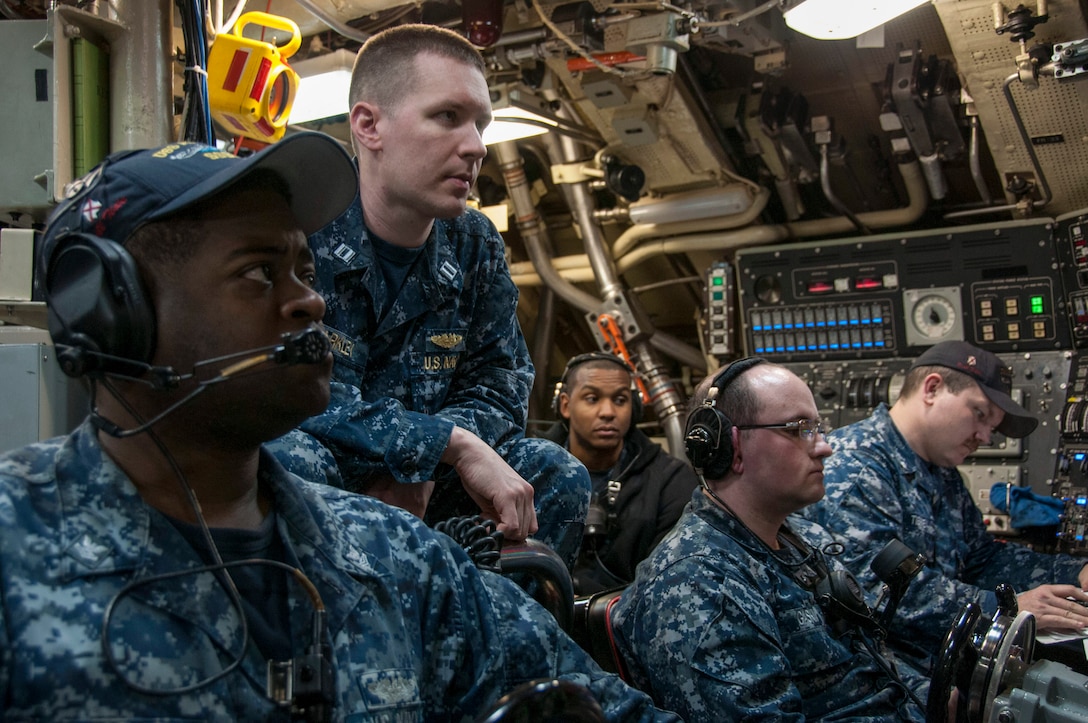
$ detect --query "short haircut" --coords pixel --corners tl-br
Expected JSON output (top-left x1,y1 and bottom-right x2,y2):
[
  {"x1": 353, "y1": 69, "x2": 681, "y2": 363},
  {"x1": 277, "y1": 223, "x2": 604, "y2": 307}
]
[
  {"x1": 899, "y1": 364, "x2": 976, "y2": 399},
  {"x1": 349, "y1": 24, "x2": 486, "y2": 114},
  {"x1": 563, "y1": 357, "x2": 633, "y2": 394},
  {"x1": 689, "y1": 362, "x2": 781, "y2": 427}
]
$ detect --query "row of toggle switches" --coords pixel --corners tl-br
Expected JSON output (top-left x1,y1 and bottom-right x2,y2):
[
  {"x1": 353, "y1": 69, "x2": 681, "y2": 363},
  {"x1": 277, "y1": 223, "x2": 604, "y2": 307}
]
[
  {"x1": 749, "y1": 302, "x2": 891, "y2": 333},
  {"x1": 752, "y1": 327, "x2": 892, "y2": 355},
  {"x1": 749, "y1": 302, "x2": 894, "y2": 355}
]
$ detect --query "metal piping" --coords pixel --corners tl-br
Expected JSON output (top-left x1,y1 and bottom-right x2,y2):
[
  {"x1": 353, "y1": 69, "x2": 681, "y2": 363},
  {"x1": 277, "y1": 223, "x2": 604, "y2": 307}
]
[
  {"x1": 494, "y1": 141, "x2": 601, "y2": 313},
  {"x1": 944, "y1": 72, "x2": 1056, "y2": 221},
  {"x1": 1000, "y1": 70, "x2": 1053, "y2": 209},
  {"x1": 612, "y1": 186, "x2": 770, "y2": 259},
  {"x1": 549, "y1": 134, "x2": 688, "y2": 455},
  {"x1": 510, "y1": 159, "x2": 927, "y2": 281},
  {"x1": 293, "y1": 0, "x2": 370, "y2": 42},
  {"x1": 111, "y1": 0, "x2": 173, "y2": 149},
  {"x1": 819, "y1": 144, "x2": 871, "y2": 234}
]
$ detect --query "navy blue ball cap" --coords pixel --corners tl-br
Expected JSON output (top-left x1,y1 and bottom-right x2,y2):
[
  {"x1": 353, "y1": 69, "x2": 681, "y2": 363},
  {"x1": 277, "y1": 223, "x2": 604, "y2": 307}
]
[
  {"x1": 42, "y1": 131, "x2": 356, "y2": 253},
  {"x1": 911, "y1": 340, "x2": 1037, "y2": 438}
]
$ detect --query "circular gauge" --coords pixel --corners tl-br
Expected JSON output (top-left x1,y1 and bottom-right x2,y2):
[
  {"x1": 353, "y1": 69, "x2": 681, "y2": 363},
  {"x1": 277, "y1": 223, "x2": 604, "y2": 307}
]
[
  {"x1": 753, "y1": 275, "x2": 782, "y2": 303},
  {"x1": 911, "y1": 295, "x2": 958, "y2": 340}
]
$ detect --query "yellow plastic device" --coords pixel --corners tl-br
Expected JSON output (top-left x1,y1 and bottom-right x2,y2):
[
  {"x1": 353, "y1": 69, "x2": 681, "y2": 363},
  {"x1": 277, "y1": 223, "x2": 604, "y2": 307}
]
[{"x1": 207, "y1": 11, "x2": 301, "y2": 142}]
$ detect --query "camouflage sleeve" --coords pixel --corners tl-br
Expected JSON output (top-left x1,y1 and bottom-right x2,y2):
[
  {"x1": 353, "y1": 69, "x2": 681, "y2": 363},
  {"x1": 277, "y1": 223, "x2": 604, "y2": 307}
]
[
  {"x1": 619, "y1": 557, "x2": 807, "y2": 721},
  {"x1": 817, "y1": 451, "x2": 996, "y2": 657},
  {"x1": 431, "y1": 219, "x2": 532, "y2": 450},
  {"x1": 324, "y1": 492, "x2": 673, "y2": 719},
  {"x1": 302, "y1": 379, "x2": 455, "y2": 485}
]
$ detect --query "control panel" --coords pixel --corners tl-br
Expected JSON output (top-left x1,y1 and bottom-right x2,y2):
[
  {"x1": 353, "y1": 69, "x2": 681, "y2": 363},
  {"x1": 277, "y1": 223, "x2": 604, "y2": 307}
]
[
  {"x1": 733, "y1": 217, "x2": 1069, "y2": 363},
  {"x1": 704, "y1": 261, "x2": 735, "y2": 358},
  {"x1": 1055, "y1": 209, "x2": 1088, "y2": 346}
]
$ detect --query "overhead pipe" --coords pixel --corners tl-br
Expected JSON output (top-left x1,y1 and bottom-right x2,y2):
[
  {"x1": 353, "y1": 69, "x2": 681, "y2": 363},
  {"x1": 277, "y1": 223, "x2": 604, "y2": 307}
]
[
  {"x1": 946, "y1": 70, "x2": 1053, "y2": 220},
  {"x1": 819, "y1": 144, "x2": 871, "y2": 234},
  {"x1": 533, "y1": 134, "x2": 708, "y2": 377},
  {"x1": 494, "y1": 141, "x2": 601, "y2": 314},
  {"x1": 293, "y1": 0, "x2": 370, "y2": 42},
  {"x1": 611, "y1": 185, "x2": 770, "y2": 258},
  {"x1": 111, "y1": 0, "x2": 173, "y2": 149},
  {"x1": 511, "y1": 157, "x2": 927, "y2": 284},
  {"x1": 547, "y1": 133, "x2": 689, "y2": 456}
]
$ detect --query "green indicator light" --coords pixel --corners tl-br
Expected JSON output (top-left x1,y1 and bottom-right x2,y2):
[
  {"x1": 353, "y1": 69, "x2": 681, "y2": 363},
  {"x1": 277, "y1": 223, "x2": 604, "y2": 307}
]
[
  {"x1": 712, "y1": 277, "x2": 724, "y2": 286},
  {"x1": 1031, "y1": 296, "x2": 1045, "y2": 314}
]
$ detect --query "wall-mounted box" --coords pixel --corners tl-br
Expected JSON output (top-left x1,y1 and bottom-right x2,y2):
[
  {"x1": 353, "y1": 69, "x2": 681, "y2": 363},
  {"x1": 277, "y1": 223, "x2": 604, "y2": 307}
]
[
  {"x1": 0, "y1": 327, "x2": 88, "y2": 455},
  {"x1": 0, "y1": 20, "x2": 53, "y2": 217},
  {"x1": 0, "y1": 229, "x2": 37, "y2": 301}
]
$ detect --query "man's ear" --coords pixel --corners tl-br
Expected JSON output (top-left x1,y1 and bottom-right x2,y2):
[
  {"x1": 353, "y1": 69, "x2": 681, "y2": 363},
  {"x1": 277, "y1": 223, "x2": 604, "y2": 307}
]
[
  {"x1": 350, "y1": 101, "x2": 382, "y2": 152},
  {"x1": 922, "y1": 372, "x2": 944, "y2": 401},
  {"x1": 558, "y1": 393, "x2": 571, "y2": 421},
  {"x1": 730, "y1": 426, "x2": 744, "y2": 475}
]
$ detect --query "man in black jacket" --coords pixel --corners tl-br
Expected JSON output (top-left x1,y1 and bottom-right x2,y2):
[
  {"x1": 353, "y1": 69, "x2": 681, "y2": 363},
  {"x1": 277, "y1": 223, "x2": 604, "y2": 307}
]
[{"x1": 545, "y1": 353, "x2": 700, "y2": 594}]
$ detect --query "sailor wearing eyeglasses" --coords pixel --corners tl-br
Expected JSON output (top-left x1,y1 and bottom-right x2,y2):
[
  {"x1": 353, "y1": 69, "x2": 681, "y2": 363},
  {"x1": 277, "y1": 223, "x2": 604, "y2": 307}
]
[
  {"x1": 803, "y1": 340, "x2": 1088, "y2": 675},
  {"x1": 611, "y1": 358, "x2": 926, "y2": 722}
]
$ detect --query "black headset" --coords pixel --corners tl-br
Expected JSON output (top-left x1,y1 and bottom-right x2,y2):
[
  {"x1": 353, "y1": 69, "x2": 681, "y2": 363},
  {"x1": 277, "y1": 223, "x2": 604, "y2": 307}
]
[
  {"x1": 43, "y1": 231, "x2": 156, "y2": 380},
  {"x1": 552, "y1": 352, "x2": 643, "y2": 421},
  {"x1": 777, "y1": 531, "x2": 877, "y2": 636},
  {"x1": 684, "y1": 356, "x2": 767, "y2": 479},
  {"x1": 39, "y1": 166, "x2": 158, "y2": 381}
]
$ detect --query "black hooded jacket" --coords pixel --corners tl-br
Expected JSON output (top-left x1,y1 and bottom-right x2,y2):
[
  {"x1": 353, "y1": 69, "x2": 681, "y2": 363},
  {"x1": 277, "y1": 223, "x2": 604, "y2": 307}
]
[{"x1": 543, "y1": 423, "x2": 700, "y2": 594}]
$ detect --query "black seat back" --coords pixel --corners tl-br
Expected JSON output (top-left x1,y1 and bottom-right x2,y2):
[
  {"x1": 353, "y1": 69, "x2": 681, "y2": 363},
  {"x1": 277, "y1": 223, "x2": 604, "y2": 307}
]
[{"x1": 571, "y1": 587, "x2": 630, "y2": 681}]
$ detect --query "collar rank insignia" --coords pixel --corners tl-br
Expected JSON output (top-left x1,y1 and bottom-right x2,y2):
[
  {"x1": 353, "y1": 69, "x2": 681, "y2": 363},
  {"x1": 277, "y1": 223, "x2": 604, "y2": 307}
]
[{"x1": 430, "y1": 333, "x2": 463, "y2": 349}]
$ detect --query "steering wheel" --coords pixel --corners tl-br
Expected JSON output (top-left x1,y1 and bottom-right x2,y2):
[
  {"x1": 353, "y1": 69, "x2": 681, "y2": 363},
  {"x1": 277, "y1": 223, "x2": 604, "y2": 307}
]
[{"x1": 927, "y1": 602, "x2": 981, "y2": 723}]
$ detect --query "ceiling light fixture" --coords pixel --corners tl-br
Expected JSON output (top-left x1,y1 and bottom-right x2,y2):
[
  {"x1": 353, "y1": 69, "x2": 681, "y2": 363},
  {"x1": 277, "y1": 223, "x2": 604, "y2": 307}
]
[
  {"x1": 483, "y1": 84, "x2": 559, "y2": 145},
  {"x1": 782, "y1": 0, "x2": 930, "y2": 40},
  {"x1": 288, "y1": 49, "x2": 355, "y2": 125},
  {"x1": 483, "y1": 83, "x2": 602, "y2": 145}
]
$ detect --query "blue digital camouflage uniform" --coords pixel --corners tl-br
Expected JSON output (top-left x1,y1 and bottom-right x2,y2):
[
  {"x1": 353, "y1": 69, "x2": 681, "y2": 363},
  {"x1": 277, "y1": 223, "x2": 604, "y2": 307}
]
[
  {"x1": 0, "y1": 422, "x2": 676, "y2": 722},
  {"x1": 803, "y1": 403, "x2": 1087, "y2": 673},
  {"x1": 612, "y1": 489, "x2": 924, "y2": 722},
  {"x1": 269, "y1": 193, "x2": 590, "y2": 566}
]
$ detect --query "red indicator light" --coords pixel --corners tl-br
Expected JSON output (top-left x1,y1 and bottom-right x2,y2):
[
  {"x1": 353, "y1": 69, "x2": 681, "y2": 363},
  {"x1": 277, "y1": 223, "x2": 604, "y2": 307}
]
[
  {"x1": 808, "y1": 281, "x2": 834, "y2": 294},
  {"x1": 855, "y1": 278, "x2": 883, "y2": 291}
]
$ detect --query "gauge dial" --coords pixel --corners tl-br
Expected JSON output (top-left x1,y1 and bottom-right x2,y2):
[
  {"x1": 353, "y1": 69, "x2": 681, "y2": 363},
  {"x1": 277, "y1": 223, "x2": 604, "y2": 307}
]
[{"x1": 911, "y1": 294, "x2": 958, "y2": 340}]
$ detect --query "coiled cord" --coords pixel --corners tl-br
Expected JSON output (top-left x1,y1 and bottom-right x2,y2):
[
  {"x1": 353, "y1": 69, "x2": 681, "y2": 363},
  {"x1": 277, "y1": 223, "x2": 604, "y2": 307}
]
[{"x1": 434, "y1": 515, "x2": 504, "y2": 573}]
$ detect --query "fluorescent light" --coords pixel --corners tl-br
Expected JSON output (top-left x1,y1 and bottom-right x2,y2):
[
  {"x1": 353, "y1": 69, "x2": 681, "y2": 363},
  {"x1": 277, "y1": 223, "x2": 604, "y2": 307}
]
[
  {"x1": 483, "y1": 108, "x2": 557, "y2": 145},
  {"x1": 783, "y1": 0, "x2": 929, "y2": 40},
  {"x1": 288, "y1": 49, "x2": 354, "y2": 124},
  {"x1": 483, "y1": 83, "x2": 562, "y2": 145}
]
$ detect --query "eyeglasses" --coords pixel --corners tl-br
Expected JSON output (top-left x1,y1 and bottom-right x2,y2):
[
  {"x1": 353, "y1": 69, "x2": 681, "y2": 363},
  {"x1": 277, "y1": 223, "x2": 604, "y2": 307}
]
[{"x1": 735, "y1": 418, "x2": 829, "y2": 444}]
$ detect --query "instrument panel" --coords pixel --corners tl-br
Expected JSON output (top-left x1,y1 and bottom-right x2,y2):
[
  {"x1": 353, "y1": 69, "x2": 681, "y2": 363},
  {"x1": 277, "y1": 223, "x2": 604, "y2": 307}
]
[
  {"x1": 727, "y1": 214, "x2": 1088, "y2": 544},
  {"x1": 733, "y1": 217, "x2": 1068, "y2": 363}
]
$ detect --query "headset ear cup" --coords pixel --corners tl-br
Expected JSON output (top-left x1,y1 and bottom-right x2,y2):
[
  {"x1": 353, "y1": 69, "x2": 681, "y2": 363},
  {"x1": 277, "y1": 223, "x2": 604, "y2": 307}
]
[
  {"x1": 686, "y1": 356, "x2": 768, "y2": 478},
  {"x1": 44, "y1": 233, "x2": 155, "y2": 378},
  {"x1": 815, "y1": 569, "x2": 875, "y2": 631},
  {"x1": 684, "y1": 406, "x2": 734, "y2": 478},
  {"x1": 551, "y1": 381, "x2": 564, "y2": 419}
]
